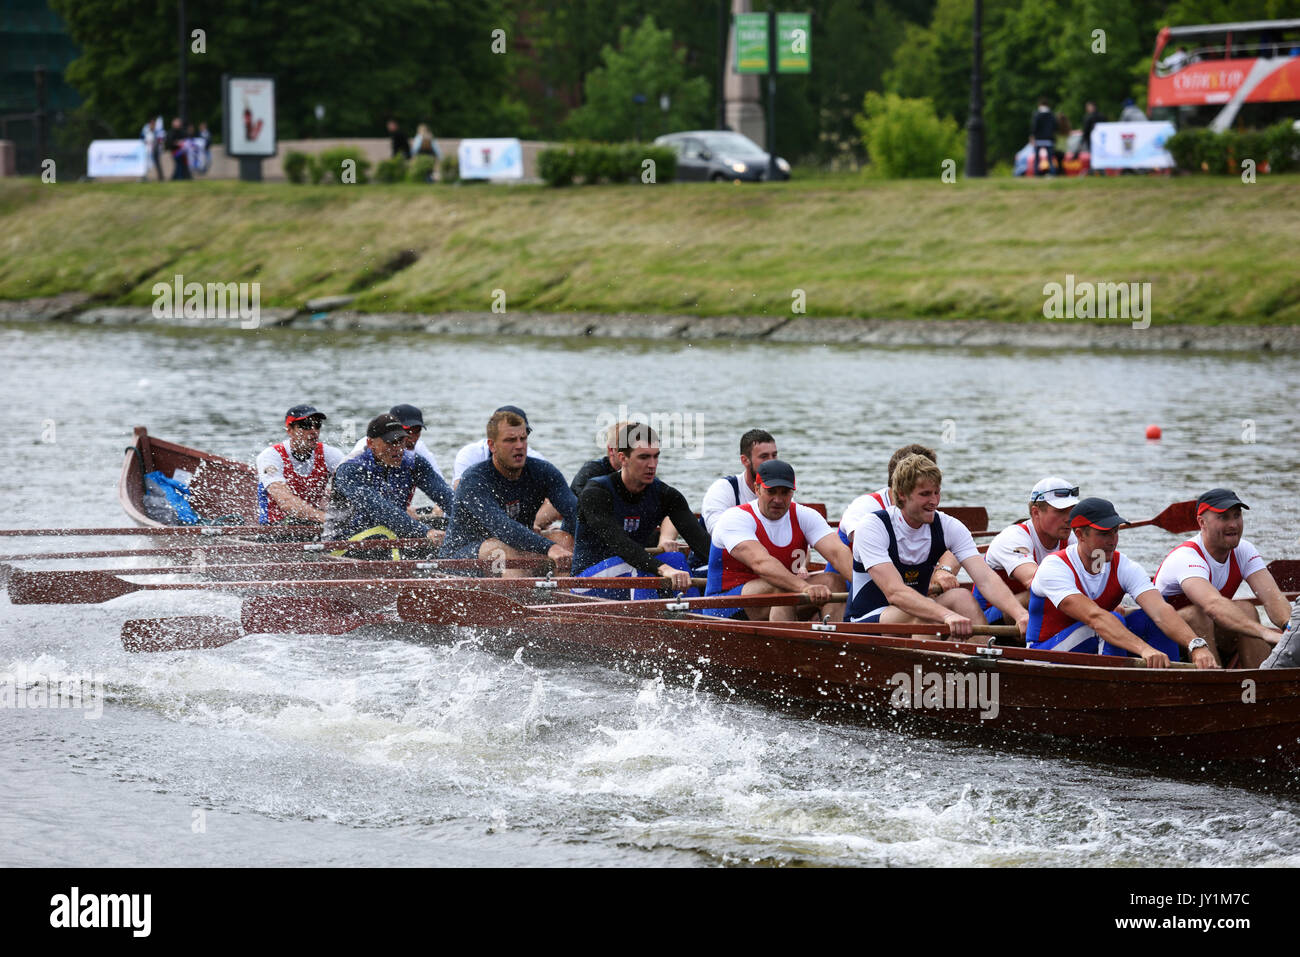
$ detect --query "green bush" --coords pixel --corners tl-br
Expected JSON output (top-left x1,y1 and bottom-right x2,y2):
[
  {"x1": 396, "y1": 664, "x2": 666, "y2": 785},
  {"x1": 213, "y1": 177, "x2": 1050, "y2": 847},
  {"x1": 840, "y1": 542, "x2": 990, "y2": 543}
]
[
  {"x1": 374, "y1": 156, "x2": 407, "y2": 183},
  {"x1": 316, "y1": 146, "x2": 371, "y2": 184},
  {"x1": 440, "y1": 153, "x2": 459, "y2": 183},
  {"x1": 537, "y1": 147, "x2": 576, "y2": 186},
  {"x1": 854, "y1": 91, "x2": 964, "y2": 179},
  {"x1": 1167, "y1": 122, "x2": 1300, "y2": 174},
  {"x1": 572, "y1": 142, "x2": 604, "y2": 184},
  {"x1": 282, "y1": 150, "x2": 312, "y2": 184},
  {"x1": 408, "y1": 155, "x2": 437, "y2": 183},
  {"x1": 643, "y1": 145, "x2": 676, "y2": 183}
]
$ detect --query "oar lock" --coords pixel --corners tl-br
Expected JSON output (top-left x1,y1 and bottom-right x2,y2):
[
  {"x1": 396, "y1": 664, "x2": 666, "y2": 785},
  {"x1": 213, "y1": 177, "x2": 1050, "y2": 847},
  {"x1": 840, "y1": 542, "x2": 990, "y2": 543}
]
[{"x1": 811, "y1": 615, "x2": 837, "y2": 633}]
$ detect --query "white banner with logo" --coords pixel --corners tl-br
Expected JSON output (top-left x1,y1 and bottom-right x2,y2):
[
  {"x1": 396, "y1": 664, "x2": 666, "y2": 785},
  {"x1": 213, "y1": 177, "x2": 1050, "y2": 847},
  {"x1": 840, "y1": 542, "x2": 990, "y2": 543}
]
[
  {"x1": 1089, "y1": 121, "x2": 1176, "y2": 170},
  {"x1": 225, "y1": 76, "x2": 277, "y2": 156},
  {"x1": 457, "y1": 138, "x2": 523, "y2": 180},
  {"x1": 87, "y1": 140, "x2": 149, "y2": 177}
]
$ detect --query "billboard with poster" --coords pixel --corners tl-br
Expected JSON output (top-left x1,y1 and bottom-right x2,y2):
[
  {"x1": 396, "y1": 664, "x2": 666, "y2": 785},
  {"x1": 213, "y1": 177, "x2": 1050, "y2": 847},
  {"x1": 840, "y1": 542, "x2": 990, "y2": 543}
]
[{"x1": 223, "y1": 75, "x2": 277, "y2": 157}]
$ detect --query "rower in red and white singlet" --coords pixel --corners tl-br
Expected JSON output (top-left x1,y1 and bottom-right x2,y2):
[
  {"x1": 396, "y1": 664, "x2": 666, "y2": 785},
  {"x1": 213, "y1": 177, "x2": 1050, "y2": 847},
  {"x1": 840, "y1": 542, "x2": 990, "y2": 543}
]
[
  {"x1": 975, "y1": 476, "x2": 1078, "y2": 622},
  {"x1": 1152, "y1": 488, "x2": 1288, "y2": 668},
  {"x1": 704, "y1": 460, "x2": 852, "y2": 622},
  {"x1": 256, "y1": 404, "x2": 345, "y2": 525}
]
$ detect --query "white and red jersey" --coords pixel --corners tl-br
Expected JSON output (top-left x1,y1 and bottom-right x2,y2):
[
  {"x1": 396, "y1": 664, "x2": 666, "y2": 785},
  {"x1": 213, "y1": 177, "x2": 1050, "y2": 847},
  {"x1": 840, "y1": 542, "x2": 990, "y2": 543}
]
[
  {"x1": 710, "y1": 501, "x2": 832, "y2": 591},
  {"x1": 985, "y1": 521, "x2": 1075, "y2": 594},
  {"x1": 1154, "y1": 532, "x2": 1266, "y2": 609},
  {"x1": 255, "y1": 442, "x2": 344, "y2": 523},
  {"x1": 839, "y1": 487, "x2": 892, "y2": 540},
  {"x1": 1028, "y1": 546, "x2": 1154, "y2": 643}
]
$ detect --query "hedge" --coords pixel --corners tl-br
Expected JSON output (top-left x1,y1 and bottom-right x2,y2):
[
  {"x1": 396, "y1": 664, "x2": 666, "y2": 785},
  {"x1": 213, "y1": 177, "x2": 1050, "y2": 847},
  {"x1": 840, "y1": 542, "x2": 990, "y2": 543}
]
[
  {"x1": 538, "y1": 142, "x2": 677, "y2": 186},
  {"x1": 1166, "y1": 121, "x2": 1300, "y2": 175}
]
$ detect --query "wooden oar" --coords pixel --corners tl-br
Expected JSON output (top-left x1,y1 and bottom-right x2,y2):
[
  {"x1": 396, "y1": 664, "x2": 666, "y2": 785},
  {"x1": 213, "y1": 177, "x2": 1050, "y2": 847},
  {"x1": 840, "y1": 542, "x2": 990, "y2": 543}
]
[
  {"x1": 971, "y1": 500, "x2": 1199, "y2": 539},
  {"x1": 12, "y1": 572, "x2": 699, "y2": 605},
  {"x1": 5, "y1": 558, "x2": 578, "y2": 603},
  {"x1": 0, "y1": 536, "x2": 458, "y2": 563},
  {"x1": 121, "y1": 616, "x2": 246, "y2": 652},
  {"x1": 0, "y1": 524, "x2": 321, "y2": 538},
  {"x1": 1267, "y1": 560, "x2": 1300, "y2": 593}
]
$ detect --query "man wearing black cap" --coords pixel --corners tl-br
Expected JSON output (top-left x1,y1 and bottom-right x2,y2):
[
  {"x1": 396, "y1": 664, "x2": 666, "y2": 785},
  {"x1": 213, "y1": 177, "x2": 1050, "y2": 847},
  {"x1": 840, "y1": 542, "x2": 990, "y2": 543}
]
[
  {"x1": 323, "y1": 413, "x2": 454, "y2": 552},
  {"x1": 703, "y1": 460, "x2": 852, "y2": 621},
  {"x1": 440, "y1": 407, "x2": 576, "y2": 573},
  {"x1": 1027, "y1": 497, "x2": 1215, "y2": 668},
  {"x1": 348, "y1": 404, "x2": 448, "y2": 484},
  {"x1": 1153, "y1": 488, "x2": 1288, "y2": 667},
  {"x1": 572, "y1": 423, "x2": 712, "y2": 598},
  {"x1": 255, "y1": 405, "x2": 345, "y2": 525}
]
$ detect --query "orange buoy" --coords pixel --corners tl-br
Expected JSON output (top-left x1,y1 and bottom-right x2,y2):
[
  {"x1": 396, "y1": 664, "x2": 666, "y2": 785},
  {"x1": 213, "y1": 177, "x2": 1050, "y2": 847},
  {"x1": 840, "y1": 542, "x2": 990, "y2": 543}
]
[{"x1": 1145, "y1": 424, "x2": 1162, "y2": 440}]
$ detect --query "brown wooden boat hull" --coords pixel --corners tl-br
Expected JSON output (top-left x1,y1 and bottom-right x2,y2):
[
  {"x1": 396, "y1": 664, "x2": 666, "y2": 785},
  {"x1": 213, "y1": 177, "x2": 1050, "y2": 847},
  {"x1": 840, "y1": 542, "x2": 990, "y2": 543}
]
[
  {"x1": 470, "y1": 607, "x2": 1300, "y2": 768},
  {"x1": 119, "y1": 427, "x2": 259, "y2": 527}
]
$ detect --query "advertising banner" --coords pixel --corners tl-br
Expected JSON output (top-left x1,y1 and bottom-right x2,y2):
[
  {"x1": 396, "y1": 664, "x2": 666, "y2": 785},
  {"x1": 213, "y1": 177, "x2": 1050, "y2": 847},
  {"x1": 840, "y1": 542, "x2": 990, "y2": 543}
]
[
  {"x1": 1090, "y1": 121, "x2": 1176, "y2": 169},
  {"x1": 457, "y1": 138, "x2": 523, "y2": 180},
  {"x1": 87, "y1": 140, "x2": 148, "y2": 178},
  {"x1": 224, "y1": 75, "x2": 277, "y2": 157}
]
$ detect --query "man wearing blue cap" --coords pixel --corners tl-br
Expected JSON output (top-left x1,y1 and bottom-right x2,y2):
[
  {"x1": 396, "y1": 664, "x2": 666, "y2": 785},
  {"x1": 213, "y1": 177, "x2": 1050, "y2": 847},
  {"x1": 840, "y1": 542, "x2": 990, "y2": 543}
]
[
  {"x1": 1028, "y1": 497, "x2": 1216, "y2": 668},
  {"x1": 255, "y1": 405, "x2": 345, "y2": 525}
]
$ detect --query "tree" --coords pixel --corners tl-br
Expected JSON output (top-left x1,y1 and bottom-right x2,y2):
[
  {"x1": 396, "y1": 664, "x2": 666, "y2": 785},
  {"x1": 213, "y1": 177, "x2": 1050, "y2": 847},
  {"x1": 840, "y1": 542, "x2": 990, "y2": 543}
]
[{"x1": 564, "y1": 16, "x2": 711, "y2": 142}]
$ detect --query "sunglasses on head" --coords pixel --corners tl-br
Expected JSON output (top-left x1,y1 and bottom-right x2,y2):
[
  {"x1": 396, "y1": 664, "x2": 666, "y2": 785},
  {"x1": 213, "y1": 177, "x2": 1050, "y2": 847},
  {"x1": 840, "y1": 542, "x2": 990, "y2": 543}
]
[{"x1": 1032, "y1": 486, "x2": 1079, "y2": 503}]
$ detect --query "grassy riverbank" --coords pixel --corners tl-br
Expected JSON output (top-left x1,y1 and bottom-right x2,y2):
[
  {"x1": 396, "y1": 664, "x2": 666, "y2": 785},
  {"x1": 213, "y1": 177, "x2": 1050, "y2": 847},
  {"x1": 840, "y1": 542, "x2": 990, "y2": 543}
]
[{"x1": 2, "y1": 173, "x2": 1298, "y2": 324}]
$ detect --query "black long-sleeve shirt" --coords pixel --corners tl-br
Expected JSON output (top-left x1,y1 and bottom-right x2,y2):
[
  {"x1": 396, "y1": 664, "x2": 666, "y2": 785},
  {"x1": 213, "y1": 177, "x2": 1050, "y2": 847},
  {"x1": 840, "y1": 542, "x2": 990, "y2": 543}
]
[{"x1": 574, "y1": 473, "x2": 712, "y2": 575}]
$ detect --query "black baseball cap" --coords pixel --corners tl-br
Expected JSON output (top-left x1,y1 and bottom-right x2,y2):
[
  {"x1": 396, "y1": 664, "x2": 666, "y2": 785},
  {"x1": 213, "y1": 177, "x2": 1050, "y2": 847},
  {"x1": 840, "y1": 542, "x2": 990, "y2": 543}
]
[
  {"x1": 1070, "y1": 497, "x2": 1126, "y2": 531},
  {"x1": 390, "y1": 404, "x2": 424, "y2": 429},
  {"x1": 756, "y1": 460, "x2": 796, "y2": 491},
  {"x1": 496, "y1": 405, "x2": 531, "y2": 435},
  {"x1": 366, "y1": 413, "x2": 407, "y2": 444},
  {"x1": 285, "y1": 404, "x2": 326, "y2": 425},
  {"x1": 1197, "y1": 488, "x2": 1249, "y2": 516}
]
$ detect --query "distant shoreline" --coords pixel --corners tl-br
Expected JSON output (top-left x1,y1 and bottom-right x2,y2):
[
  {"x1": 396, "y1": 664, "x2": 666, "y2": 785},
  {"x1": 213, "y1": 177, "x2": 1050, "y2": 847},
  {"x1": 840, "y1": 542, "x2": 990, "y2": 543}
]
[{"x1": 3, "y1": 296, "x2": 1297, "y2": 352}]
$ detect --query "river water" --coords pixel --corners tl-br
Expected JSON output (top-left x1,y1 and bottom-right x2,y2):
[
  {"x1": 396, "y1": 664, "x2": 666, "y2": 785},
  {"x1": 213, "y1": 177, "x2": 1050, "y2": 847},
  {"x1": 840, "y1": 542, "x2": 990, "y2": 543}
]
[{"x1": 3, "y1": 320, "x2": 1300, "y2": 868}]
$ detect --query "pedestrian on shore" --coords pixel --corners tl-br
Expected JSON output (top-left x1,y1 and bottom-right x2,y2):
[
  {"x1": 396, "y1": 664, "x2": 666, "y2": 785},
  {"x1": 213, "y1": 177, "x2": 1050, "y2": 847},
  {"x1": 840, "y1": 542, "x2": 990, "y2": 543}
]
[
  {"x1": 1030, "y1": 97, "x2": 1058, "y2": 176},
  {"x1": 388, "y1": 118, "x2": 410, "y2": 159},
  {"x1": 141, "y1": 115, "x2": 164, "y2": 181},
  {"x1": 165, "y1": 117, "x2": 191, "y2": 180},
  {"x1": 1119, "y1": 97, "x2": 1147, "y2": 122}
]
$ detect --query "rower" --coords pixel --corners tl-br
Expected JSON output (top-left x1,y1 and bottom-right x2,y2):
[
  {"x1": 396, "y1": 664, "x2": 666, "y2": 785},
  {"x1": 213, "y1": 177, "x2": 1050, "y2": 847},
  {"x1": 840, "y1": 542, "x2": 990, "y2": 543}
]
[
  {"x1": 451, "y1": 404, "x2": 548, "y2": 487},
  {"x1": 256, "y1": 404, "x2": 345, "y2": 525},
  {"x1": 838, "y1": 444, "x2": 962, "y2": 596},
  {"x1": 975, "y1": 476, "x2": 1078, "y2": 622},
  {"x1": 570, "y1": 420, "x2": 627, "y2": 498},
  {"x1": 699, "y1": 429, "x2": 778, "y2": 533},
  {"x1": 348, "y1": 404, "x2": 448, "y2": 482},
  {"x1": 1152, "y1": 488, "x2": 1288, "y2": 667},
  {"x1": 703, "y1": 460, "x2": 852, "y2": 622},
  {"x1": 572, "y1": 423, "x2": 712, "y2": 598},
  {"x1": 1027, "y1": 497, "x2": 1216, "y2": 669},
  {"x1": 847, "y1": 454, "x2": 1029, "y2": 637},
  {"x1": 440, "y1": 408, "x2": 577, "y2": 575},
  {"x1": 322, "y1": 413, "x2": 454, "y2": 556}
]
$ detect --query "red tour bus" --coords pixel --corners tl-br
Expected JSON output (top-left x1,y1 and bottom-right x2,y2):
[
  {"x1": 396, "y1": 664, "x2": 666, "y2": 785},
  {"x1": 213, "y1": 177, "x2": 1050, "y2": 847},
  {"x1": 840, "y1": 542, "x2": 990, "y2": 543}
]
[{"x1": 1148, "y1": 18, "x2": 1300, "y2": 130}]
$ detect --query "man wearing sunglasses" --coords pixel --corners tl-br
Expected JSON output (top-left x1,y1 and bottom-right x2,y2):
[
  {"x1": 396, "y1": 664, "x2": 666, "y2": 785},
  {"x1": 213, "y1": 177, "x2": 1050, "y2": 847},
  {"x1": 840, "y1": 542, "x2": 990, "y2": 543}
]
[
  {"x1": 975, "y1": 477, "x2": 1078, "y2": 622},
  {"x1": 348, "y1": 404, "x2": 448, "y2": 521},
  {"x1": 1027, "y1": 497, "x2": 1216, "y2": 668},
  {"x1": 255, "y1": 404, "x2": 346, "y2": 525},
  {"x1": 1153, "y1": 488, "x2": 1289, "y2": 668}
]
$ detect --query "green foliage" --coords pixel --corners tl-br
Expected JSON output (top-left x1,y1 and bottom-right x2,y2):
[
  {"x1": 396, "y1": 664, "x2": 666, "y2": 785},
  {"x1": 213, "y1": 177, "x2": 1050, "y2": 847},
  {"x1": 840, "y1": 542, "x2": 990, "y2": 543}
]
[
  {"x1": 49, "y1": 0, "x2": 513, "y2": 140},
  {"x1": 1167, "y1": 121, "x2": 1300, "y2": 174},
  {"x1": 282, "y1": 151, "x2": 312, "y2": 185},
  {"x1": 538, "y1": 143, "x2": 676, "y2": 186},
  {"x1": 855, "y1": 92, "x2": 964, "y2": 178},
  {"x1": 564, "y1": 16, "x2": 711, "y2": 143},
  {"x1": 440, "y1": 153, "x2": 459, "y2": 184},
  {"x1": 408, "y1": 155, "x2": 437, "y2": 183},
  {"x1": 317, "y1": 147, "x2": 371, "y2": 184},
  {"x1": 374, "y1": 156, "x2": 408, "y2": 183}
]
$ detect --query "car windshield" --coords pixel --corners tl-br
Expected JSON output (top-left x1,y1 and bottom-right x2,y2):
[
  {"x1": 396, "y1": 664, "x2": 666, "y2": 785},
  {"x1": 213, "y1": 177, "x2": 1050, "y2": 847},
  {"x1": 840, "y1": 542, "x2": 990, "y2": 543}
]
[{"x1": 700, "y1": 133, "x2": 767, "y2": 156}]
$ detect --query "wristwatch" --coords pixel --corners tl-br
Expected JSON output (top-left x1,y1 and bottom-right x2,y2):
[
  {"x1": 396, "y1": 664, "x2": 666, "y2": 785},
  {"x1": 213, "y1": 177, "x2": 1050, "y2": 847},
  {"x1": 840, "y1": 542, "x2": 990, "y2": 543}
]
[
  {"x1": 1188, "y1": 637, "x2": 1209, "y2": 652},
  {"x1": 937, "y1": 564, "x2": 957, "y2": 575}
]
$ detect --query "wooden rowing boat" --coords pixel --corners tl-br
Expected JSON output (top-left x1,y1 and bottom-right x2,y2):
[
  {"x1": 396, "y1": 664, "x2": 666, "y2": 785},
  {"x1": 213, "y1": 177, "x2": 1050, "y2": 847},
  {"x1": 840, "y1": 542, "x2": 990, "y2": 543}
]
[{"x1": 120, "y1": 427, "x2": 258, "y2": 526}]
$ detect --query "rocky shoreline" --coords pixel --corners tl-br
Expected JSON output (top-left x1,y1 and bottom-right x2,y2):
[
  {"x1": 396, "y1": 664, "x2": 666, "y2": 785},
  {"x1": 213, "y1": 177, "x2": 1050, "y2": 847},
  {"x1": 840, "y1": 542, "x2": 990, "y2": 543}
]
[{"x1": 2, "y1": 293, "x2": 1297, "y2": 352}]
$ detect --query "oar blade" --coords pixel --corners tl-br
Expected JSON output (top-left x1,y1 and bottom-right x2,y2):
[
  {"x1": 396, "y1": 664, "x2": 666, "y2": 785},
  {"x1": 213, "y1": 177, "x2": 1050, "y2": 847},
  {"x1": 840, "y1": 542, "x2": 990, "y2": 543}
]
[
  {"x1": 1154, "y1": 500, "x2": 1198, "y2": 534},
  {"x1": 240, "y1": 597, "x2": 382, "y2": 635},
  {"x1": 8, "y1": 569, "x2": 141, "y2": 604},
  {"x1": 396, "y1": 587, "x2": 530, "y2": 628},
  {"x1": 1268, "y1": 560, "x2": 1300, "y2": 593},
  {"x1": 121, "y1": 616, "x2": 245, "y2": 652}
]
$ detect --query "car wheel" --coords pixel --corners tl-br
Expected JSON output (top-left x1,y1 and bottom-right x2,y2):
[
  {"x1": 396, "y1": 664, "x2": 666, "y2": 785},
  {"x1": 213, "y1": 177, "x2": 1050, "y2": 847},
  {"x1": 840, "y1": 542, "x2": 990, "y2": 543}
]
[{"x1": 710, "y1": 172, "x2": 727, "y2": 182}]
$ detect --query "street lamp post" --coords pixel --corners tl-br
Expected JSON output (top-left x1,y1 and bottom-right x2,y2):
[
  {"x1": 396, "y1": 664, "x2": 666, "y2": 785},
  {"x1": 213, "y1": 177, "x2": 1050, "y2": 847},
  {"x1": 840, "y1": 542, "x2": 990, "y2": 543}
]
[{"x1": 965, "y1": 0, "x2": 987, "y2": 178}]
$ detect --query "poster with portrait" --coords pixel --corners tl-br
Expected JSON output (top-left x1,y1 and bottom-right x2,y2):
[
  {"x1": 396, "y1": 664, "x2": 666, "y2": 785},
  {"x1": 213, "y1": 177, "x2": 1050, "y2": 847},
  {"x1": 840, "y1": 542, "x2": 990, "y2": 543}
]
[{"x1": 223, "y1": 75, "x2": 277, "y2": 157}]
